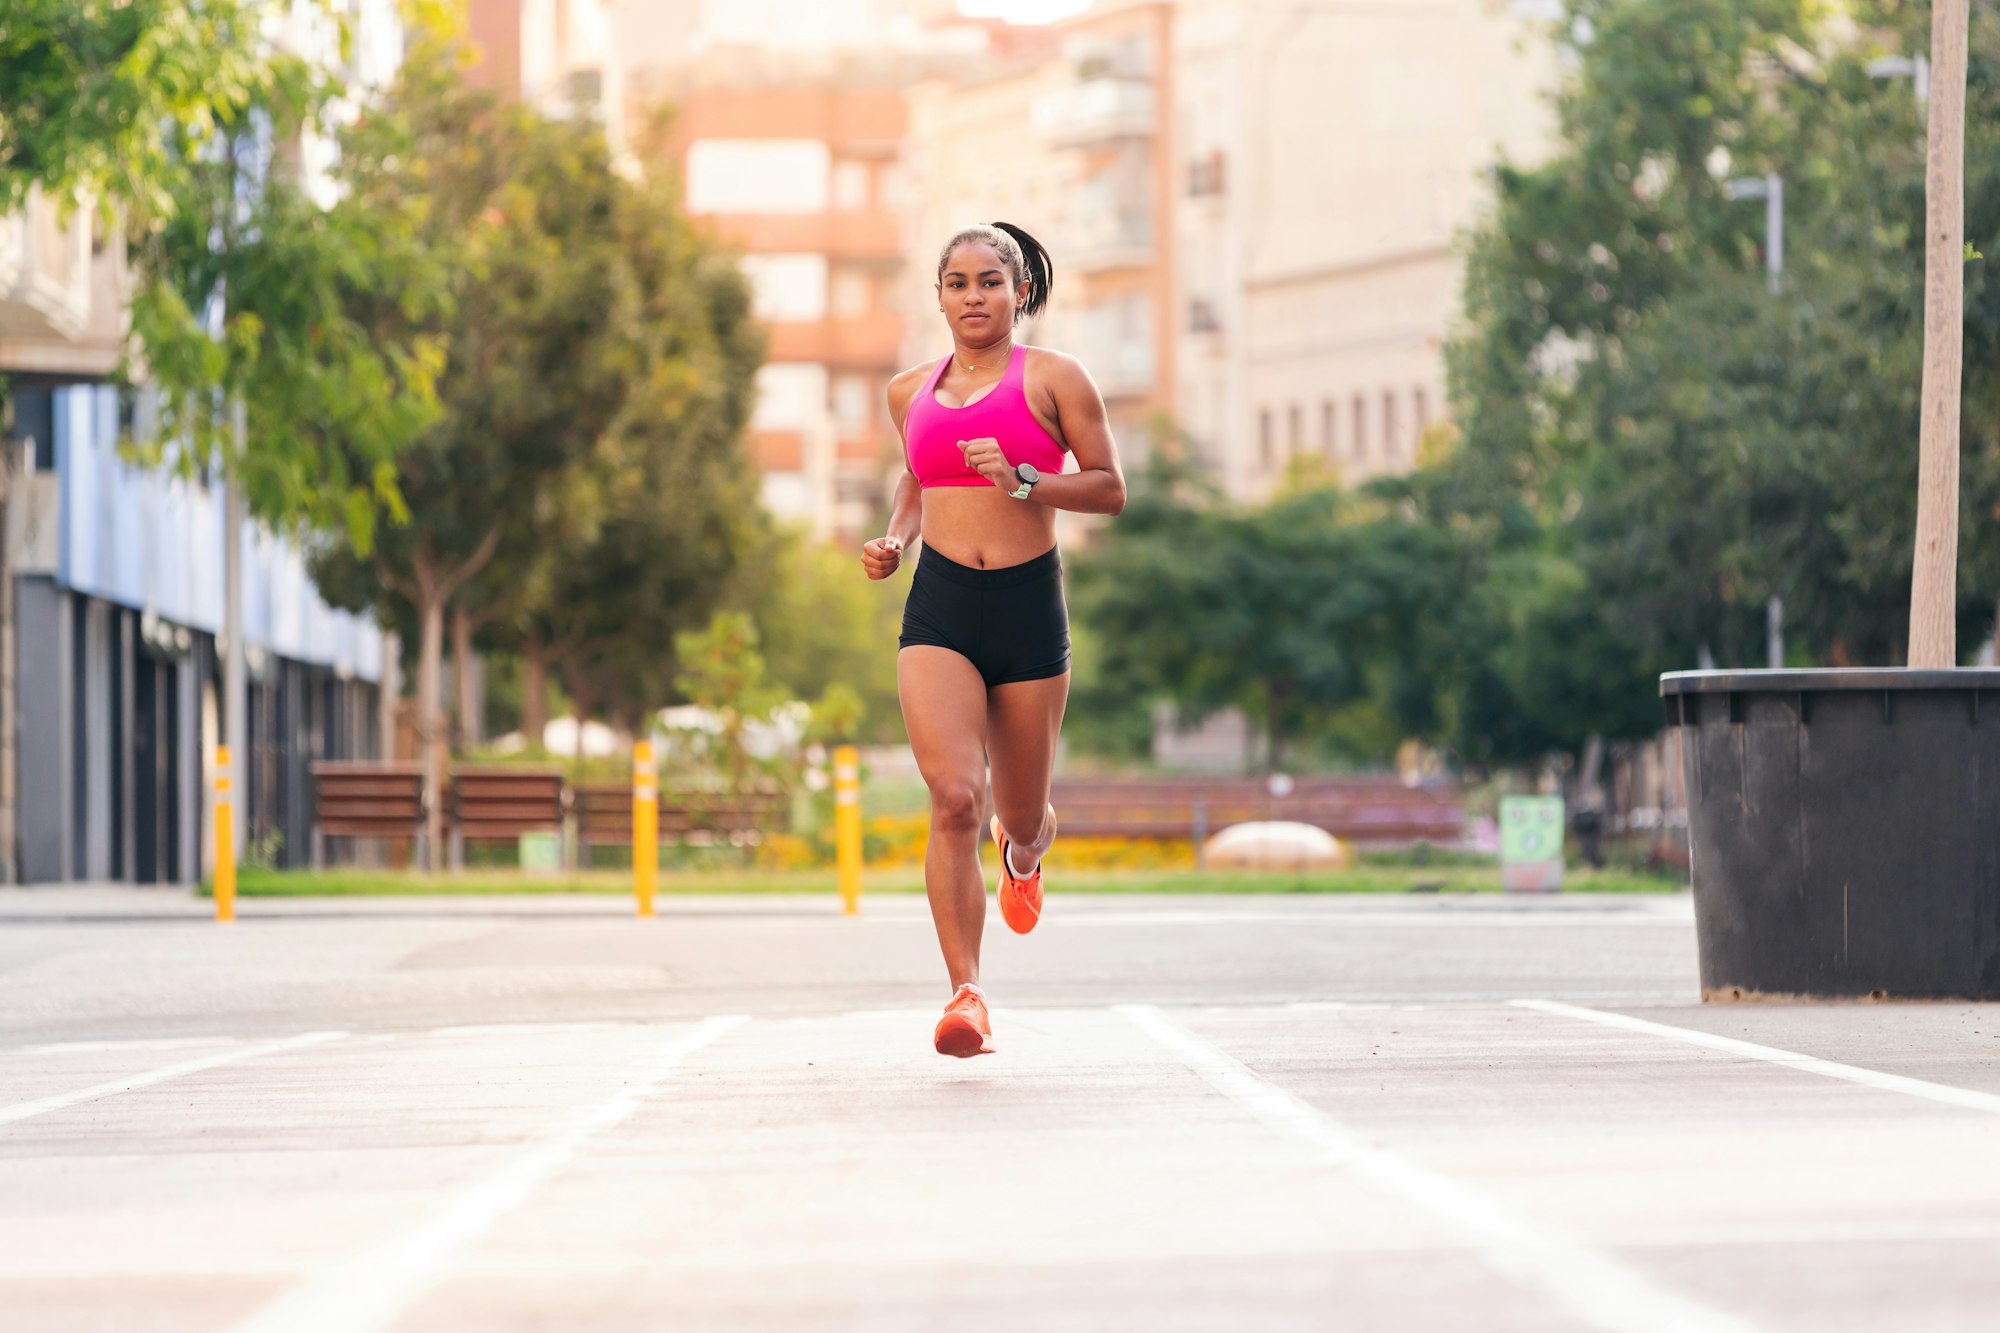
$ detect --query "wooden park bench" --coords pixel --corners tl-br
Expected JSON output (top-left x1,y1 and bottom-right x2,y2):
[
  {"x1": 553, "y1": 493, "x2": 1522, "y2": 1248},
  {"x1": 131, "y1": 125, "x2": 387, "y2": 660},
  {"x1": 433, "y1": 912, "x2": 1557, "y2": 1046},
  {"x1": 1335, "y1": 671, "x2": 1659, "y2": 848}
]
[
  {"x1": 661, "y1": 790, "x2": 791, "y2": 846},
  {"x1": 573, "y1": 782, "x2": 635, "y2": 859},
  {"x1": 448, "y1": 768, "x2": 567, "y2": 869},
  {"x1": 1047, "y1": 777, "x2": 1463, "y2": 850},
  {"x1": 573, "y1": 784, "x2": 792, "y2": 859},
  {"x1": 309, "y1": 762, "x2": 428, "y2": 869}
]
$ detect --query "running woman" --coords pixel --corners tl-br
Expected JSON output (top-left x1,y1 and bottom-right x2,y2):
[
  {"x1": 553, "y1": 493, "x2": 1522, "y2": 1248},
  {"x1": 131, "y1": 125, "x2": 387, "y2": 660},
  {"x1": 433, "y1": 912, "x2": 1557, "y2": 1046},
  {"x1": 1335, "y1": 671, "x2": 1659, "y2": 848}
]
[{"x1": 861, "y1": 222, "x2": 1127, "y2": 1057}]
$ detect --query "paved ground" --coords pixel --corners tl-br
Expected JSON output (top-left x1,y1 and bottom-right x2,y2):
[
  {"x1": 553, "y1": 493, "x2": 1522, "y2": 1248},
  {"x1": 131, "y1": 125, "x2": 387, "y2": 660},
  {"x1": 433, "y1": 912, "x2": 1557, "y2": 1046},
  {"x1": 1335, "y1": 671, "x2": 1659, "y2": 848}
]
[{"x1": 3, "y1": 886, "x2": 1999, "y2": 1332}]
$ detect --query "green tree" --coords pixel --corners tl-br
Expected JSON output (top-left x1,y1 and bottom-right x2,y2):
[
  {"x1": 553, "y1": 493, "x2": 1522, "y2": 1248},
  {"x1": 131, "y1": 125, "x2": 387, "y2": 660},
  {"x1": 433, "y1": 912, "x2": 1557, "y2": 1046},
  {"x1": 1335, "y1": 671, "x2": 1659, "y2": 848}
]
[
  {"x1": 2, "y1": 1, "x2": 451, "y2": 544},
  {"x1": 0, "y1": 0, "x2": 274, "y2": 217},
  {"x1": 314, "y1": 37, "x2": 762, "y2": 853},
  {"x1": 1431, "y1": 0, "x2": 2000, "y2": 770},
  {"x1": 1073, "y1": 472, "x2": 1458, "y2": 771},
  {"x1": 730, "y1": 527, "x2": 906, "y2": 745}
]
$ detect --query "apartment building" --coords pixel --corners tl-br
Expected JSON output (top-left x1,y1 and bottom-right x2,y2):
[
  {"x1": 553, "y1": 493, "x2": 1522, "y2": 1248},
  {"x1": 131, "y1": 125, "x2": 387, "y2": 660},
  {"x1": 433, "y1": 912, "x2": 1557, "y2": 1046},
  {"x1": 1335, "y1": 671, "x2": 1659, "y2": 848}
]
[
  {"x1": 0, "y1": 6, "x2": 402, "y2": 884},
  {"x1": 465, "y1": 0, "x2": 632, "y2": 160},
  {"x1": 628, "y1": 0, "x2": 1008, "y2": 540},
  {"x1": 902, "y1": 0, "x2": 1555, "y2": 501},
  {"x1": 660, "y1": 76, "x2": 909, "y2": 538},
  {"x1": 904, "y1": 3, "x2": 1175, "y2": 483},
  {"x1": 1176, "y1": 0, "x2": 1558, "y2": 497}
]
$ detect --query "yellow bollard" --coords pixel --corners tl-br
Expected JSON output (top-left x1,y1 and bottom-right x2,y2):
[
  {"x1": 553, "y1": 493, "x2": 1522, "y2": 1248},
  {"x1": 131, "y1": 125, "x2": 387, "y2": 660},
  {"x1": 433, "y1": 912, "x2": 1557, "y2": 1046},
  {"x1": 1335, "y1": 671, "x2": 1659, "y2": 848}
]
[
  {"x1": 213, "y1": 746, "x2": 236, "y2": 923},
  {"x1": 833, "y1": 745, "x2": 862, "y2": 915},
  {"x1": 633, "y1": 740, "x2": 659, "y2": 917}
]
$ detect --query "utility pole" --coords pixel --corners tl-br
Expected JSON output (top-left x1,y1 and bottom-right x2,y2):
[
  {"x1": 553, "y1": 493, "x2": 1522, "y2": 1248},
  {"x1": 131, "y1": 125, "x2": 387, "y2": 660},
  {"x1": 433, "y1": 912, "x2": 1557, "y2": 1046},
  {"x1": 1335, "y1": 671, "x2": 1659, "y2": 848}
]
[
  {"x1": 225, "y1": 399, "x2": 247, "y2": 859},
  {"x1": 1908, "y1": 0, "x2": 1969, "y2": 667}
]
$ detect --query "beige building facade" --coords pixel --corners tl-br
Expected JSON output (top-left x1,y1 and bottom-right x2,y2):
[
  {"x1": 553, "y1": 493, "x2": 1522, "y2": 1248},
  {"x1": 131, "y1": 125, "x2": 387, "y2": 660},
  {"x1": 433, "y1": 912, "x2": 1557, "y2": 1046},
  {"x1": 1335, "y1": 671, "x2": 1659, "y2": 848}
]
[
  {"x1": 904, "y1": 0, "x2": 1557, "y2": 501},
  {"x1": 1176, "y1": 0, "x2": 1559, "y2": 497}
]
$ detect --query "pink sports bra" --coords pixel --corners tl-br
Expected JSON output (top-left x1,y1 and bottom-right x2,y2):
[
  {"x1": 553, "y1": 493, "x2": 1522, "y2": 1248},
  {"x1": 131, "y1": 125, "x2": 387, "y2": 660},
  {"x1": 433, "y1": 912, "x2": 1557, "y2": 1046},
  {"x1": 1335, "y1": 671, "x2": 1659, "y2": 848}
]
[{"x1": 904, "y1": 345, "x2": 1067, "y2": 489}]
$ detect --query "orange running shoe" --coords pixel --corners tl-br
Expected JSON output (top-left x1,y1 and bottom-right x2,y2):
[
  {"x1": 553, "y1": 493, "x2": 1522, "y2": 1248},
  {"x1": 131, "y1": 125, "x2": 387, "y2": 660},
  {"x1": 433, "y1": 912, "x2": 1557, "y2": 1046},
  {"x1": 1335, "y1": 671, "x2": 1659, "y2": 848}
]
[
  {"x1": 991, "y1": 813, "x2": 1046, "y2": 935},
  {"x1": 933, "y1": 983, "x2": 993, "y2": 1057}
]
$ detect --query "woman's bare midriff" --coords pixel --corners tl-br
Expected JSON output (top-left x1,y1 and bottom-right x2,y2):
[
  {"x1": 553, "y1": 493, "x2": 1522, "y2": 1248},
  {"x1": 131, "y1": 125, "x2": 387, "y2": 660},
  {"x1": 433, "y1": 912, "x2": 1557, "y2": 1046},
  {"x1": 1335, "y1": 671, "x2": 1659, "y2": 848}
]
[{"x1": 921, "y1": 486, "x2": 1059, "y2": 568}]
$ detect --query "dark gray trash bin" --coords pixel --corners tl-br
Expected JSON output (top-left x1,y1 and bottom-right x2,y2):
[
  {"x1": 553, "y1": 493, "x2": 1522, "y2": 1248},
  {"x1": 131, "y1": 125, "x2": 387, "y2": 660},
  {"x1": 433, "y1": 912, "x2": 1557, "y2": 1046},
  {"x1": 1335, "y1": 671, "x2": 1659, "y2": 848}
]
[{"x1": 1663, "y1": 668, "x2": 2000, "y2": 1000}]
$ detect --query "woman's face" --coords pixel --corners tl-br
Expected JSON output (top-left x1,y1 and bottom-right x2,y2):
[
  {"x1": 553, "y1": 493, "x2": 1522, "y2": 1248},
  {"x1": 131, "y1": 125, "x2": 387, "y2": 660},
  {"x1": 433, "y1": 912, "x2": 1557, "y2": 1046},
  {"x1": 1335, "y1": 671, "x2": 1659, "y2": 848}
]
[{"x1": 936, "y1": 241, "x2": 1031, "y2": 346}]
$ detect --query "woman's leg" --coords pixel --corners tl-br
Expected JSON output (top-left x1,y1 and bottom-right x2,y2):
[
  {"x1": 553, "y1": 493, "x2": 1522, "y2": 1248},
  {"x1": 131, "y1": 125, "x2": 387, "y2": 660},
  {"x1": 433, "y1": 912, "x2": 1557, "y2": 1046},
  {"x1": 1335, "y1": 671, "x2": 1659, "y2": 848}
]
[
  {"x1": 898, "y1": 645, "x2": 992, "y2": 990},
  {"x1": 986, "y1": 672, "x2": 1071, "y2": 869}
]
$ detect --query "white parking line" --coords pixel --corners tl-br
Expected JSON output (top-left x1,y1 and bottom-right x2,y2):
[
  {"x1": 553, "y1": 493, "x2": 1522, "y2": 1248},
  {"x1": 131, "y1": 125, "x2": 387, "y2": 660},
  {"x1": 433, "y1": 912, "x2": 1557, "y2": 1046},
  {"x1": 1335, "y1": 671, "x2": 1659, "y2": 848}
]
[
  {"x1": 0, "y1": 1031, "x2": 347, "y2": 1129},
  {"x1": 1514, "y1": 999, "x2": 2000, "y2": 1115},
  {"x1": 1118, "y1": 1004, "x2": 1763, "y2": 1333},
  {"x1": 224, "y1": 1014, "x2": 748, "y2": 1333}
]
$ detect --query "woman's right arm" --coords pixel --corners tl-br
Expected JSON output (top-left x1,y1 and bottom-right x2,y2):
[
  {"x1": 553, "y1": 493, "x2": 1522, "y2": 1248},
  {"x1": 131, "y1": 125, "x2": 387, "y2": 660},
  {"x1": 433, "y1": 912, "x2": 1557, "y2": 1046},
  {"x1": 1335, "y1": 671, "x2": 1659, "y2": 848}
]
[
  {"x1": 862, "y1": 366, "x2": 929, "y2": 580},
  {"x1": 884, "y1": 469, "x2": 922, "y2": 550}
]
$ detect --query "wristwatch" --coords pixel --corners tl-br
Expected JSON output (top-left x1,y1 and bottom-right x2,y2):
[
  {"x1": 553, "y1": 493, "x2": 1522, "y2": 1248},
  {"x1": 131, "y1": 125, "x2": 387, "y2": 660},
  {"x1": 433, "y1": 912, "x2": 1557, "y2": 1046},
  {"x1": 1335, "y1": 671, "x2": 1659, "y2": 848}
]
[{"x1": 1008, "y1": 461, "x2": 1042, "y2": 500}]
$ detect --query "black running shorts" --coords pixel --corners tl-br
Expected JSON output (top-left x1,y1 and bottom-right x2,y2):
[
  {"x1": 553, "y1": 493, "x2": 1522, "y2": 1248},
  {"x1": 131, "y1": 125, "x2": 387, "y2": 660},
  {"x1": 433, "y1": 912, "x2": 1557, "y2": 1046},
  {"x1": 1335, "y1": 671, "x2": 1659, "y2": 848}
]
[{"x1": 898, "y1": 544, "x2": 1071, "y2": 687}]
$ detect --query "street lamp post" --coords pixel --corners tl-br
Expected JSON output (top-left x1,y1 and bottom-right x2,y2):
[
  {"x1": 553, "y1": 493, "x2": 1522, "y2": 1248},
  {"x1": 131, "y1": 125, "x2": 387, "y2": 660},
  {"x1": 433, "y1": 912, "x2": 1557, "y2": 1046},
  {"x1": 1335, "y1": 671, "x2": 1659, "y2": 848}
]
[
  {"x1": 1728, "y1": 172, "x2": 1786, "y2": 667},
  {"x1": 1726, "y1": 172, "x2": 1783, "y2": 295},
  {"x1": 1865, "y1": 53, "x2": 1931, "y2": 107}
]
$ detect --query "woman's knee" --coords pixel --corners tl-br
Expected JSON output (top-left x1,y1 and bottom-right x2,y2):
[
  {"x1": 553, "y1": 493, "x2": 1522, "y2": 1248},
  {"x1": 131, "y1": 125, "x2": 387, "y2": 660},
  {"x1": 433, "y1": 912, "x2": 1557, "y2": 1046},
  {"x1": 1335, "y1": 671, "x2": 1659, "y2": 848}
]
[
  {"x1": 927, "y1": 778, "x2": 986, "y2": 833},
  {"x1": 993, "y1": 795, "x2": 1052, "y2": 843}
]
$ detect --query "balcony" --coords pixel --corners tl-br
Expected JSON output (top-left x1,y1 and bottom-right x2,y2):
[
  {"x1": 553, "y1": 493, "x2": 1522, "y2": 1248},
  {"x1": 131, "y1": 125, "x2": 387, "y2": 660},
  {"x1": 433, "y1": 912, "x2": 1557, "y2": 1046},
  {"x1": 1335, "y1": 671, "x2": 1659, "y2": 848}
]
[
  {"x1": 0, "y1": 190, "x2": 92, "y2": 344},
  {"x1": 1078, "y1": 340, "x2": 1155, "y2": 401},
  {"x1": 1033, "y1": 78, "x2": 1155, "y2": 149},
  {"x1": 1069, "y1": 232, "x2": 1155, "y2": 274},
  {"x1": 764, "y1": 311, "x2": 901, "y2": 371},
  {"x1": 699, "y1": 210, "x2": 902, "y2": 263}
]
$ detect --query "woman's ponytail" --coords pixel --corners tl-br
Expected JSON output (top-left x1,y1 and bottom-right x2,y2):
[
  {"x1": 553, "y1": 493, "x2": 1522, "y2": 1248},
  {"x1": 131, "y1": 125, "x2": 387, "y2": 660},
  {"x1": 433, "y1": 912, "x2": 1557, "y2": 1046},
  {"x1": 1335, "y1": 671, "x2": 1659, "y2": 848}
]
[{"x1": 990, "y1": 221, "x2": 1054, "y2": 318}]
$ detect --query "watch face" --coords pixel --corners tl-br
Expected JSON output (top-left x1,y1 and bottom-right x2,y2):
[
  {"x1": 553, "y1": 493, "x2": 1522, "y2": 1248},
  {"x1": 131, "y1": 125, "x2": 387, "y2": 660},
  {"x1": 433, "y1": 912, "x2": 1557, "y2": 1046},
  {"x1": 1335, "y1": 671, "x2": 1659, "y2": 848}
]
[{"x1": 1016, "y1": 463, "x2": 1040, "y2": 483}]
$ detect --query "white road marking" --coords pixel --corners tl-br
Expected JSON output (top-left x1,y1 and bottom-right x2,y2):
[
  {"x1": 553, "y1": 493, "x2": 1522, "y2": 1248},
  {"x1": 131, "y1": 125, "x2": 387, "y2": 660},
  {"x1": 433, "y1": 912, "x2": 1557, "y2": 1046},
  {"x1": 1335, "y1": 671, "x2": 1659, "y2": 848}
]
[
  {"x1": 425, "y1": 1021, "x2": 635, "y2": 1039},
  {"x1": 1030, "y1": 908, "x2": 1691, "y2": 928},
  {"x1": 1515, "y1": 999, "x2": 2000, "y2": 1115},
  {"x1": 16, "y1": 1036, "x2": 247, "y2": 1056},
  {"x1": 1119, "y1": 1004, "x2": 1764, "y2": 1333},
  {"x1": 0, "y1": 1032, "x2": 347, "y2": 1128},
  {"x1": 224, "y1": 1014, "x2": 748, "y2": 1333},
  {"x1": 1286, "y1": 1001, "x2": 1398, "y2": 1012}
]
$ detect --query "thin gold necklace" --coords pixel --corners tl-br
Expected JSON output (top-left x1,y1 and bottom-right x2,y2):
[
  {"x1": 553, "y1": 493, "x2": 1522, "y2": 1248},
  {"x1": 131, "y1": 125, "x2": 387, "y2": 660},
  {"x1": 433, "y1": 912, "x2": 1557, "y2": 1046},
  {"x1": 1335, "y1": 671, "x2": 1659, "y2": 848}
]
[{"x1": 958, "y1": 338, "x2": 1012, "y2": 376}]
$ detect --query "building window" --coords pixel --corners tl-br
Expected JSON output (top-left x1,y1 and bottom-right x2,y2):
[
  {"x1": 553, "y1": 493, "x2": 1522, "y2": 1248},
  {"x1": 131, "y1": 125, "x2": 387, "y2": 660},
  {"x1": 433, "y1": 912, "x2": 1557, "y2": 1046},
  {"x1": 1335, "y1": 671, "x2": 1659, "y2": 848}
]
[
  {"x1": 12, "y1": 387, "x2": 55, "y2": 471},
  {"x1": 1352, "y1": 395, "x2": 1367, "y2": 460},
  {"x1": 1259, "y1": 409, "x2": 1274, "y2": 469},
  {"x1": 738, "y1": 254, "x2": 828, "y2": 323},
  {"x1": 1187, "y1": 150, "x2": 1226, "y2": 197},
  {"x1": 685, "y1": 140, "x2": 830, "y2": 214},
  {"x1": 1288, "y1": 404, "x2": 1302, "y2": 456},
  {"x1": 831, "y1": 268, "x2": 871, "y2": 318},
  {"x1": 1383, "y1": 391, "x2": 1400, "y2": 460},
  {"x1": 832, "y1": 160, "x2": 870, "y2": 211},
  {"x1": 833, "y1": 374, "x2": 874, "y2": 429},
  {"x1": 1321, "y1": 399, "x2": 1336, "y2": 458},
  {"x1": 1414, "y1": 386, "x2": 1431, "y2": 447},
  {"x1": 752, "y1": 363, "x2": 830, "y2": 432}
]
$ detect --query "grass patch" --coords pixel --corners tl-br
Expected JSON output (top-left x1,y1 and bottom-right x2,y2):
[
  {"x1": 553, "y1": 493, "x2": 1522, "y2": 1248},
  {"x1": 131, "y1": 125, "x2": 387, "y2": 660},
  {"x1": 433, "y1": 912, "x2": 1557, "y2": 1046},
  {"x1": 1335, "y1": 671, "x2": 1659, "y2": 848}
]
[{"x1": 215, "y1": 862, "x2": 1681, "y2": 898}]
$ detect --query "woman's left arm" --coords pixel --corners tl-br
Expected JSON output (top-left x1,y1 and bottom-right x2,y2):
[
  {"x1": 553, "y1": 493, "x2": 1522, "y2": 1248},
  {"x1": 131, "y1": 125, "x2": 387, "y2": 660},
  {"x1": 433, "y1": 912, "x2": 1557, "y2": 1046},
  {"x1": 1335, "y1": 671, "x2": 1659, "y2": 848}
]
[
  {"x1": 1032, "y1": 353, "x2": 1126, "y2": 516},
  {"x1": 962, "y1": 353, "x2": 1127, "y2": 516},
  {"x1": 960, "y1": 350, "x2": 1120, "y2": 516}
]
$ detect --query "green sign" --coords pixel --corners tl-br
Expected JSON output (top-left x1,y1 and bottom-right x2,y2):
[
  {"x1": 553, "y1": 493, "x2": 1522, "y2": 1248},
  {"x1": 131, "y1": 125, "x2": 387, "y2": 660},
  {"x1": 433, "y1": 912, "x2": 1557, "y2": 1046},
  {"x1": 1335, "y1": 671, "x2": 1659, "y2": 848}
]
[
  {"x1": 518, "y1": 831, "x2": 562, "y2": 875},
  {"x1": 1500, "y1": 796, "x2": 1564, "y2": 893}
]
